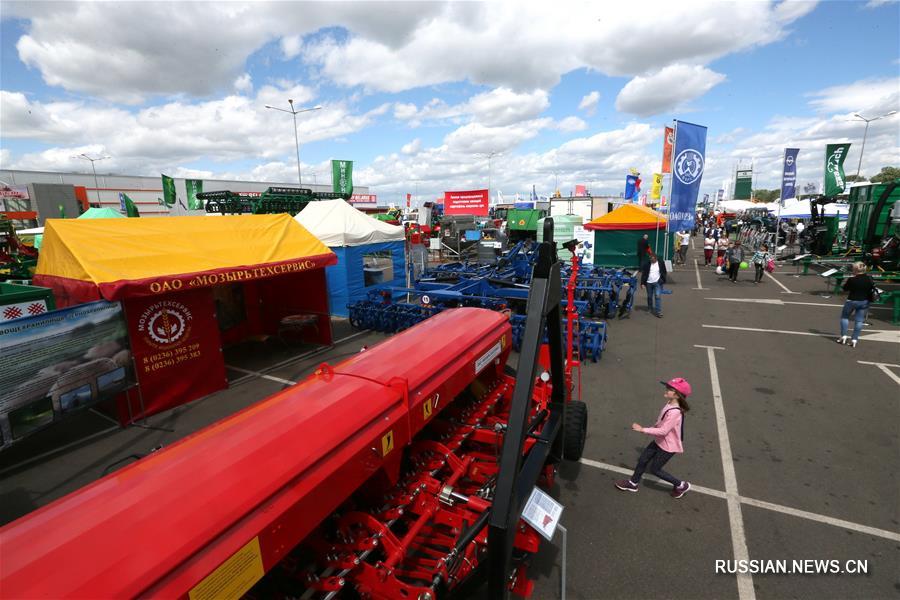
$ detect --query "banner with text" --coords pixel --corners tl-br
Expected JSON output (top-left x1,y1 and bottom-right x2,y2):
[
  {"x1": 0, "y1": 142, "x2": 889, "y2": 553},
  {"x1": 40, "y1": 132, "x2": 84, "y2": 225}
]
[
  {"x1": 443, "y1": 189, "x2": 490, "y2": 216},
  {"x1": 650, "y1": 173, "x2": 663, "y2": 200},
  {"x1": 824, "y1": 143, "x2": 851, "y2": 197},
  {"x1": 124, "y1": 288, "x2": 225, "y2": 419},
  {"x1": 734, "y1": 169, "x2": 752, "y2": 200},
  {"x1": 332, "y1": 160, "x2": 354, "y2": 198},
  {"x1": 186, "y1": 179, "x2": 204, "y2": 210},
  {"x1": 668, "y1": 120, "x2": 707, "y2": 233},
  {"x1": 161, "y1": 174, "x2": 176, "y2": 208},
  {"x1": 0, "y1": 301, "x2": 135, "y2": 448},
  {"x1": 661, "y1": 127, "x2": 675, "y2": 173},
  {"x1": 780, "y1": 148, "x2": 799, "y2": 203}
]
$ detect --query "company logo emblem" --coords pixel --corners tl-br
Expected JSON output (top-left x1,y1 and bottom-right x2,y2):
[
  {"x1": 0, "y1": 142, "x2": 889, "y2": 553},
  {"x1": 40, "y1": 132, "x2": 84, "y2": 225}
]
[
  {"x1": 827, "y1": 147, "x2": 846, "y2": 189},
  {"x1": 674, "y1": 149, "x2": 704, "y2": 185},
  {"x1": 785, "y1": 155, "x2": 794, "y2": 167},
  {"x1": 138, "y1": 300, "x2": 193, "y2": 348}
]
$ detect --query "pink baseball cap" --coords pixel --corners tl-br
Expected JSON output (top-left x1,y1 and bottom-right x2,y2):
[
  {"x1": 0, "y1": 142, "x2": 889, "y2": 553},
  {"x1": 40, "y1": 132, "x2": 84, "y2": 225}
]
[{"x1": 661, "y1": 377, "x2": 692, "y2": 398}]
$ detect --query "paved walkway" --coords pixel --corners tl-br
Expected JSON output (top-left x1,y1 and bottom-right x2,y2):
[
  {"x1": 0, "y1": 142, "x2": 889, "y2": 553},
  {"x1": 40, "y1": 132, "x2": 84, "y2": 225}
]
[{"x1": 529, "y1": 241, "x2": 900, "y2": 600}]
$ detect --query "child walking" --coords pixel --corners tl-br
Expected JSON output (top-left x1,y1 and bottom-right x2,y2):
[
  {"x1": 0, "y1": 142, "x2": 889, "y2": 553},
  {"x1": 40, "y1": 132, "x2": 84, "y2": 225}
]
[
  {"x1": 615, "y1": 378, "x2": 692, "y2": 498},
  {"x1": 751, "y1": 243, "x2": 771, "y2": 284}
]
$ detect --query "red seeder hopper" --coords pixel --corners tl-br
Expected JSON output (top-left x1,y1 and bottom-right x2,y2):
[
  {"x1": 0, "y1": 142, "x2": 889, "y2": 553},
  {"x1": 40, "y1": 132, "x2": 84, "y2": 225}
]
[{"x1": 0, "y1": 233, "x2": 587, "y2": 599}]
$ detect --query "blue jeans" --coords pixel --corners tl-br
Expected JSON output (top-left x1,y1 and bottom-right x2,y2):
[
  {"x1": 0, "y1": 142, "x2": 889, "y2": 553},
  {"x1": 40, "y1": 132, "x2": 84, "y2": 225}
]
[
  {"x1": 840, "y1": 299, "x2": 869, "y2": 341},
  {"x1": 630, "y1": 441, "x2": 680, "y2": 487},
  {"x1": 646, "y1": 281, "x2": 662, "y2": 315}
]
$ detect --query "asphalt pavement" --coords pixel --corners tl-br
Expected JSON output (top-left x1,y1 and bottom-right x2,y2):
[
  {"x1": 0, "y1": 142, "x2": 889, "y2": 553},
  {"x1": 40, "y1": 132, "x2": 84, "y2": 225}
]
[{"x1": 529, "y1": 241, "x2": 900, "y2": 600}]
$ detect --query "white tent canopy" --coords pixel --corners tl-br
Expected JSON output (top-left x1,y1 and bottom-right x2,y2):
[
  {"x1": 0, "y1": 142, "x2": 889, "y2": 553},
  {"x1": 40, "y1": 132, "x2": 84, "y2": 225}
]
[
  {"x1": 769, "y1": 198, "x2": 850, "y2": 218},
  {"x1": 295, "y1": 200, "x2": 405, "y2": 247}
]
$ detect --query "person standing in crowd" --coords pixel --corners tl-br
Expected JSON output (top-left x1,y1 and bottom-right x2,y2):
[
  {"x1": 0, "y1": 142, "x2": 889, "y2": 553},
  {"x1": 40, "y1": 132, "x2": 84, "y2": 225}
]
[
  {"x1": 750, "y1": 243, "x2": 771, "y2": 284},
  {"x1": 637, "y1": 233, "x2": 651, "y2": 269},
  {"x1": 703, "y1": 232, "x2": 715, "y2": 266},
  {"x1": 641, "y1": 252, "x2": 667, "y2": 318},
  {"x1": 615, "y1": 378, "x2": 692, "y2": 498},
  {"x1": 726, "y1": 240, "x2": 744, "y2": 283},
  {"x1": 678, "y1": 231, "x2": 691, "y2": 265},
  {"x1": 837, "y1": 262, "x2": 876, "y2": 348},
  {"x1": 716, "y1": 235, "x2": 729, "y2": 265}
]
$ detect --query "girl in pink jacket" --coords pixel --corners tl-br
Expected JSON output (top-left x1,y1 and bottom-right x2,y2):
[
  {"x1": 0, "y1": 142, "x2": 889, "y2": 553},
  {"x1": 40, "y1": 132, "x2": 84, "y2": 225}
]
[{"x1": 615, "y1": 378, "x2": 692, "y2": 498}]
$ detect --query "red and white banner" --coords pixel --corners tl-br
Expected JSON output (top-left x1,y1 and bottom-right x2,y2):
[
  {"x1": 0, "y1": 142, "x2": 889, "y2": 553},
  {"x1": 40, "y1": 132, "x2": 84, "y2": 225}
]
[
  {"x1": 349, "y1": 194, "x2": 377, "y2": 205},
  {"x1": 574, "y1": 184, "x2": 586, "y2": 197},
  {"x1": 443, "y1": 189, "x2": 489, "y2": 216},
  {"x1": 0, "y1": 300, "x2": 47, "y2": 322}
]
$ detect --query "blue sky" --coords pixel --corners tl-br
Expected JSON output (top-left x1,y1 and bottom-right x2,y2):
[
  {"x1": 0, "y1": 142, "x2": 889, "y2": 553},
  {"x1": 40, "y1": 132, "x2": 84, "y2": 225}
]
[{"x1": 1, "y1": 1, "x2": 898, "y2": 204}]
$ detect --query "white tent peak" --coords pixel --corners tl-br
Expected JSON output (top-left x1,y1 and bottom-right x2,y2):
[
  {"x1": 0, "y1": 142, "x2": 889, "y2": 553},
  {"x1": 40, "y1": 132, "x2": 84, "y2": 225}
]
[{"x1": 295, "y1": 200, "x2": 404, "y2": 247}]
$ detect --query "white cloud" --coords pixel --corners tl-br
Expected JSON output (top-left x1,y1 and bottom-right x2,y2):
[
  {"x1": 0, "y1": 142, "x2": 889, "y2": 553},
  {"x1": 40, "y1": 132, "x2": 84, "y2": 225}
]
[
  {"x1": 401, "y1": 138, "x2": 422, "y2": 155},
  {"x1": 615, "y1": 64, "x2": 726, "y2": 117},
  {"x1": 864, "y1": 0, "x2": 892, "y2": 8},
  {"x1": 555, "y1": 116, "x2": 588, "y2": 132},
  {"x1": 578, "y1": 91, "x2": 601, "y2": 115},
  {"x1": 806, "y1": 77, "x2": 900, "y2": 115},
  {"x1": 1, "y1": 85, "x2": 386, "y2": 175},
  {"x1": 444, "y1": 118, "x2": 553, "y2": 154},
  {"x1": 281, "y1": 34, "x2": 302, "y2": 59},
  {"x1": 233, "y1": 73, "x2": 253, "y2": 94},
  {"x1": 394, "y1": 88, "x2": 549, "y2": 128}
]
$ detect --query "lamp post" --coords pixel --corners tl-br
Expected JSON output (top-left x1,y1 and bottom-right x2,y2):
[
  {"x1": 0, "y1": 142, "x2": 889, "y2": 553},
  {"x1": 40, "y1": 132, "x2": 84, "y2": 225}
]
[
  {"x1": 477, "y1": 152, "x2": 499, "y2": 205},
  {"x1": 264, "y1": 100, "x2": 322, "y2": 184},
  {"x1": 72, "y1": 154, "x2": 109, "y2": 205},
  {"x1": 851, "y1": 110, "x2": 897, "y2": 178}
]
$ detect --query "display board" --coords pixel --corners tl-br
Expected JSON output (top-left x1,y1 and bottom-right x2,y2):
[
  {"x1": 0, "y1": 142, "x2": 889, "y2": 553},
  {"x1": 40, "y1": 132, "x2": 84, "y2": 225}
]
[{"x1": 0, "y1": 301, "x2": 134, "y2": 448}]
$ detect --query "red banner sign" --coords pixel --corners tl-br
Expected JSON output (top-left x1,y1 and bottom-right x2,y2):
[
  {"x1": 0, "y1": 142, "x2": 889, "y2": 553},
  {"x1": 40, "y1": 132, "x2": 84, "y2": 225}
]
[
  {"x1": 443, "y1": 189, "x2": 489, "y2": 216},
  {"x1": 574, "y1": 184, "x2": 586, "y2": 197},
  {"x1": 349, "y1": 194, "x2": 377, "y2": 205},
  {"x1": 124, "y1": 288, "x2": 226, "y2": 419},
  {"x1": 662, "y1": 126, "x2": 674, "y2": 173}
]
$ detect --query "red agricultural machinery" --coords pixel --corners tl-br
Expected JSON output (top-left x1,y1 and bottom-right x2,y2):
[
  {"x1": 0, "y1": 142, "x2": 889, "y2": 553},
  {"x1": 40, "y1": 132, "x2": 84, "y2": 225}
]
[{"x1": 0, "y1": 238, "x2": 586, "y2": 599}]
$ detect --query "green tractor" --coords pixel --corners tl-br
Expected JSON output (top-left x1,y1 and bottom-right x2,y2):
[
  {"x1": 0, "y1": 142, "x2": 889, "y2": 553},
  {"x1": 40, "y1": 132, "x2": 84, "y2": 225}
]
[{"x1": 505, "y1": 207, "x2": 549, "y2": 241}]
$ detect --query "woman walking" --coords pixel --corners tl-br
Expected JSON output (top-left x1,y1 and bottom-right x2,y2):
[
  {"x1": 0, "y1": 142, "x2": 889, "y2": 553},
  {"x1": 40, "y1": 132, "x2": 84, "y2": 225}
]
[
  {"x1": 725, "y1": 240, "x2": 744, "y2": 283},
  {"x1": 751, "y1": 243, "x2": 771, "y2": 284},
  {"x1": 615, "y1": 378, "x2": 692, "y2": 498},
  {"x1": 837, "y1": 262, "x2": 876, "y2": 348},
  {"x1": 703, "y1": 233, "x2": 715, "y2": 266}
]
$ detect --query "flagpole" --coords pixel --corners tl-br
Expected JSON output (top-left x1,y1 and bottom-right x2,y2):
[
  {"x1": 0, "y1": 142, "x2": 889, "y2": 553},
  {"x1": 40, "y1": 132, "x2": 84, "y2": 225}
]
[{"x1": 661, "y1": 120, "x2": 677, "y2": 266}]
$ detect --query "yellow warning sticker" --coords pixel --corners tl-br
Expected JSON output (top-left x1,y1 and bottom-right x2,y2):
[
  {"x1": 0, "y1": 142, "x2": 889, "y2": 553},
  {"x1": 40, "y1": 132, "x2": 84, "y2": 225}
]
[
  {"x1": 381, "y1": 430, "x2": 395, "y2": 456},
  {"x1": 189, "y1": 536, "x2": 265, "y2": 600},
  {"x1": 423, "y1": 398, "x2": 433, "y2": 420}
]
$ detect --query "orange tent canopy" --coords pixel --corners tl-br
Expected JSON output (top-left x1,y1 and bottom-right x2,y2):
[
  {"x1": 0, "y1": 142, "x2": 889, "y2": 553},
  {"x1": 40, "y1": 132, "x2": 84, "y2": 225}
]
[{"x1": 584, "y1": 204, "x2": 667, "y2": 230}]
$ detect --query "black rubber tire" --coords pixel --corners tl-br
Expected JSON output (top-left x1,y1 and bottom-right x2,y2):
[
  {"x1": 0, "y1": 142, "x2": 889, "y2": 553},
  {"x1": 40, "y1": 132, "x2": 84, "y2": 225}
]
[{"x1": 562, "y1": 401, "x2": 588, "y2": 461}]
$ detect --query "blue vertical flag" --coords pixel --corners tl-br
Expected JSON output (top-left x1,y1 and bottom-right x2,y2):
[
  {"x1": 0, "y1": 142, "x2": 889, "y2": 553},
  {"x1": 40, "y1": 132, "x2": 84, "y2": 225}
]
[
  {"x1": 625, "y1": 174, "x2": 639, "y2": 203},
  {"x1": 780, "y1": 148, "x2": 799, "y2": 205},
  {"x1": 669, "y1": 120, "x2": 707, "y2": 232}
]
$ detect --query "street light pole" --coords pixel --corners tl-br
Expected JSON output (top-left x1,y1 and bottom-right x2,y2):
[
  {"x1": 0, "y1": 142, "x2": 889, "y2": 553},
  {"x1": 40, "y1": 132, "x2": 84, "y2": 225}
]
[
  {"x1": 72, "y1": 154, "x2": 110, "y2": 205},
  {"x1": 264, "y1": 100, "x2": 322, "y2": 185},
  {"x1": 851, "y1": 110, "x2": 897, "y2": 178}
]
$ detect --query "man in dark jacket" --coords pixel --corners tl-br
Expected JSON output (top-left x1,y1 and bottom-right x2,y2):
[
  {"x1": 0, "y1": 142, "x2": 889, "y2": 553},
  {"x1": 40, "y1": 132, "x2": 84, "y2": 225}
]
[
  {"x1": 637, "y1": 234, "x2": 651, "y2": 269},
  {"x1": 640, "y1": 253, "x2": 667, "y2": 317}
]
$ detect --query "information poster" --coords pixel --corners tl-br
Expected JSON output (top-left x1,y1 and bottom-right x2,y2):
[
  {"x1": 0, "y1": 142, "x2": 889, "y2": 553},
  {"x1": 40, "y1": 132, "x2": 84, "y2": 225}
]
[
  {"x1": 573, "y1": 226, "x2": 594, "y2": 264},
  {"x1": 124, "y1": 288, "x2": 226, "y2": 417},
  {"x1": 0, "y1": 301, "x2": 134, "y2": 448},
  {"x1": 443, "y1": 189, "x2": 489, "y2": 216}
]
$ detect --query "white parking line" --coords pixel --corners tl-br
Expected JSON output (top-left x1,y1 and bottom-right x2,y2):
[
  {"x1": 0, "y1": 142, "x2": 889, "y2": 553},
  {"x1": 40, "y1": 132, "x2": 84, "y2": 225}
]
[
  {"x1": 225, "y1": 366, "x2": 297, "y2": 386},
  {"x1": 764, "y1": 270, "x2": 799, "y2": 294},
  {"x1": 857, "y1": 361, "x2": 900, "y2": 386},
  {"x1": 702, "y1": 324, "x2": 900, "y2": 344},
  {"x1": 693, "y1": 258, "x2": 704, "y2": 290},
  {"x1": 581, "y1": 458, "x2": 900, "y2": 542},
  {"x1": 694, "y1": 345, "x2": 755, "y2": 600}
]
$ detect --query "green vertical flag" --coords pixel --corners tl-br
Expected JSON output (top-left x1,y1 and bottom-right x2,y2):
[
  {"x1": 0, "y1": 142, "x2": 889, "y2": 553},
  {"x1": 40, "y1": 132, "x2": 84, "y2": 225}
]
[
  {"x1": 185, "y1": 179, "x2": 204, "y2": 210},
  {"x1": 332, "y1": 160, "x2": 354, "y2": 198},
  {"x1": 161, "y1": 174, "x2": 176, "y2": 208},
  {"x1": 123, "y1": 193, "x2": 140, "y2": 217},
  {"x1": 734, "y1": 169, "x2": 752, "y2": 200},
  {"x1": 824, "y1": 143, "x2": 851, "y2": 197}
]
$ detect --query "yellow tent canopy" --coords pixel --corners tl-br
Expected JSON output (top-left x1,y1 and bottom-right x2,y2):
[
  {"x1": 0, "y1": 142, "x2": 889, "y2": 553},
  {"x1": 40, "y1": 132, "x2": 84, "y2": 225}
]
[
  {"x1": 34, "y1": 214, "x2": 337, "y2": 302},
  {"x1": 584, "y1": 204, "x2": 667, "y2": 230}
]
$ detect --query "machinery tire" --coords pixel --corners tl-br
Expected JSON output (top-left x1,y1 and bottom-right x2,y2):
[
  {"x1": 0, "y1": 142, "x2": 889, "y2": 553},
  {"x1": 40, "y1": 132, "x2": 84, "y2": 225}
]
[{"x1": 562, "y1": 401, "x2": 587, "y2": 461}]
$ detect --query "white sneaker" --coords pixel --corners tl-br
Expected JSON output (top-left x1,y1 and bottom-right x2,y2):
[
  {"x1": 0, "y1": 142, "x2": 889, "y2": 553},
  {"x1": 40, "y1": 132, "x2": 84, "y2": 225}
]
[{"x1": 836, "y1": 336, "x2": 848, "y2": 345}]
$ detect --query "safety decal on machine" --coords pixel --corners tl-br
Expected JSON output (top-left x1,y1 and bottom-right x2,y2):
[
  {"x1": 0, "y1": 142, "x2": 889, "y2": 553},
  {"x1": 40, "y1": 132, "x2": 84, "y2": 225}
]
[
  {"x1": 423, "y1": 398, "x2": 433, "y2": 420},
  {"x1": 188, "y1": 536, "x2": 265, "y2": 600},
  {"x1": 474, "y1": 340, "x2": 503, "y2": 374},
  {"x1": 381, "y1": 430, "x2": 395, "y2": 456}
]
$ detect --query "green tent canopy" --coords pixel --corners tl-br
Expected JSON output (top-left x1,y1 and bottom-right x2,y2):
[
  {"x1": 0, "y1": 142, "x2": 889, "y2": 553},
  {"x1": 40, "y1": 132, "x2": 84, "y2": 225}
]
[
  {"x1": 78, "y1": 207, "x2": 127, "y2": 219},
  {"x1": 584, "y1": 204, "x2": 667, "y2": 268}
]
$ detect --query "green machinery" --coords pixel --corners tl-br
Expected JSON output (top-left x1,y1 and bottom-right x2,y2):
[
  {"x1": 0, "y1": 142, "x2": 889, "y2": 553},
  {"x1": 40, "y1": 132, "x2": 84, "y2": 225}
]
[
  {"x1": 506, "y1": 207, "x2": 549, "y2": 241},
  {"x1": 200, "y1": 187, "x2": 349, "y2": 216},
  {"x1": 842, "y1": 179, "x2": 900, "y2": 270},
  {"x1": 0, "y1": 217, "x2": 39, "y2": 282}
]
